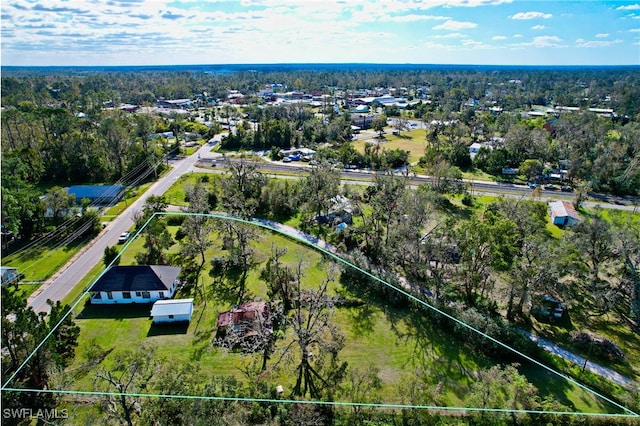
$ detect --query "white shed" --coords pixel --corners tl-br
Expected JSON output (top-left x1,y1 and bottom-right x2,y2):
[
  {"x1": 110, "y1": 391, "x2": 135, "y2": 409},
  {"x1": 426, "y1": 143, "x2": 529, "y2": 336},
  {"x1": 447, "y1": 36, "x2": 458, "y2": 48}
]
[{"x1": 150, "y1": 299, "x2": 194, "y2": 323}]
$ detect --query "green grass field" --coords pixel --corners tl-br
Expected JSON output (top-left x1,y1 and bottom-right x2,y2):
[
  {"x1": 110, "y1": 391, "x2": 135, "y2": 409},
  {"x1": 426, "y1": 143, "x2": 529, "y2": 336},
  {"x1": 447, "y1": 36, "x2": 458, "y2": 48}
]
[
  {"x1": 61, "y1": 216, "x2": 620, "y2": 414},
  {"x1": 352, "y1": 129, "x2": 427, "y2": 163},
  {"x1": 3, "y1": 237, "x2": 89, "y2": 298}
]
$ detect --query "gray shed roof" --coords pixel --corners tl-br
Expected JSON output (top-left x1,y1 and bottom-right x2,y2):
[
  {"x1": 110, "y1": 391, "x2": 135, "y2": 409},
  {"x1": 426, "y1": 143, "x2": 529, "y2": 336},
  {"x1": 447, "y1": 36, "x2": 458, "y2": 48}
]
[
  {"x1": 90, "y1": 265, "x2": 180, "y2": 293},
  {"x1": 150, "y1": 299, "x2": 193, "y2": 317}
]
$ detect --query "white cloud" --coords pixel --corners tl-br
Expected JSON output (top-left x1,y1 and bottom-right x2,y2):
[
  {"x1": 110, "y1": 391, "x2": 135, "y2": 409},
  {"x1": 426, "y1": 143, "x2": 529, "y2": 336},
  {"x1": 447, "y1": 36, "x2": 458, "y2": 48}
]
[
  {"x1": 510, "y1": 11, "x2": 552, "y2": 20},
  {"x1": 513, "y1": 34, "x2": 523, "y2": 38},
  {"x1": 531, "y1": 25, "x2": 545, "y2": 30},
  {"x1": 433, "y1": 20, "x2": 477, "y2": 30},
  {"x1": 444, "y1": 0, "x2": 513, "y2": 6},
  {"x1": 616, "y1": 4, "x2": 640, "y2": 10},
  {"x1": 433, "y1": 32, "x2": 466, "y2": 38},
  {"x1": 423, "y1": 41, "x2": 451, "y2": 49},
  {"x1": 461, "y1": 39, "x2": 494, "y2": 49},
  {"x1": 530, "y1": 35, "x2": 563, "y2": 47},
  {"x1": 511, "y1": 35, "x2": 564, "y2": 48},
  {"x1": 492, "y1": 35, "x2": 507, "y2": 40},
  {"x1": 382, "y1": 14, "x2": 450, "y2": 22},
  {"x1": 631, "y1": 28, "x2": 640, "y2": 32},
  {"x1": 576, "y1": 38, "x2": 623, "y2": 48},
  {"x1": 595, "y1": 33, "x2": 609, "y2": 38}
]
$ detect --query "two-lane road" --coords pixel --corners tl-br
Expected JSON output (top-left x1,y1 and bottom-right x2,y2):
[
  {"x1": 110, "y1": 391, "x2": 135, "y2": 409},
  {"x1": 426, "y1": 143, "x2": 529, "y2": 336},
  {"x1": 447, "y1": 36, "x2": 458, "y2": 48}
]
[{"x1": 27, "y1": 142, "x2": 217, "y2": 314}]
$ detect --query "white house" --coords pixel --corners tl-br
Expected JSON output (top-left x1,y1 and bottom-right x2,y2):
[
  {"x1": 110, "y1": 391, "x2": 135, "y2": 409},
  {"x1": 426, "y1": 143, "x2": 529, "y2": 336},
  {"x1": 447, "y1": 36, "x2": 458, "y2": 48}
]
[
  {"x1": 89, "y1": 265, "x2": 181, "y2": 304},
  {"x1": 150, "y1": 299, "x2": 194, "y2": 323}
]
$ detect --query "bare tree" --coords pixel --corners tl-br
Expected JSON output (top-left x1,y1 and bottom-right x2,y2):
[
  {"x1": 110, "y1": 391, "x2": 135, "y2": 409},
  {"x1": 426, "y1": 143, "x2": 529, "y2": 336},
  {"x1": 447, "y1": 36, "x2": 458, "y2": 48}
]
[
  {"x1": 180, "y1": 183, "x2": 215, "y2": 301},
  {"x1": 261, "y1": 245, "x2": 296, "y2": 313},
  {"x1": 94, "y1": 346, "x2": 157, "y2": 426},
  {"x1": 212, "y1": 220, "x2": 259, "y2": 305},
  {"x1": 508, "y1": 235, "x2": 559, "y2": 320},
  {"x1": 287, "y1": 265, "x2": 346, "y2": 398}
]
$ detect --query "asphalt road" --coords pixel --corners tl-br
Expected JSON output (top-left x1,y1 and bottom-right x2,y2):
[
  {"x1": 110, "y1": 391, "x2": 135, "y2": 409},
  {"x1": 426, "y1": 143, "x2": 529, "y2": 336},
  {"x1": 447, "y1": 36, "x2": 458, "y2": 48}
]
[
  {"x1": 27, "y1": 136, "x2": 637, "y2": 313},
  {"x1": 27, "y1": 141, "x2": 219, "y2": 314},
  {"x1": 201, "y1": 157, "x2": 638, "y2": 209}
]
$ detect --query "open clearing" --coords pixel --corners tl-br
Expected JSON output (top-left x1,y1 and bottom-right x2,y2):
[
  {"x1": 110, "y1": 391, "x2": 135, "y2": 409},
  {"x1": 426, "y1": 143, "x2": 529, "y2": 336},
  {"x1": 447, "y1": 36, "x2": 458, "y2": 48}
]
[{"x1": 62, "y1": 215, "x2": 620, "y2": 415}]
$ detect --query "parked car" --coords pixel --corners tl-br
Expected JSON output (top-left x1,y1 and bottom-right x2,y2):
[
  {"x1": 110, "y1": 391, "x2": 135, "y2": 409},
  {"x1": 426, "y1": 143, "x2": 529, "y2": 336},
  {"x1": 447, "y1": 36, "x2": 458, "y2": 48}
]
[
  {"x1": 528, "y1": 182, "x2": 539, "y2": 189},
  {"x1": 534, "y1": 295, "x2": 565, "y2": 321},
  {"x1": 118, "y1": 231, "x2": 131, "y2": 244},
  {"x1": 561, "y1": 185, "x2": 573, "y2": 192},
  {"x1": 282, "y1": 157, "x2": 292, "y2": 163},
  {"x1": 544, "y1": 184, "x2": 558, "y2": 190}
]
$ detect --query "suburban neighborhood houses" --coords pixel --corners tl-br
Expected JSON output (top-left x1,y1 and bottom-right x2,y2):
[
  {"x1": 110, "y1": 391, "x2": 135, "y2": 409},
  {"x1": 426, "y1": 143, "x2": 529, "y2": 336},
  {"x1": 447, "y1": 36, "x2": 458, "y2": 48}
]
[{"x1": 2, "y1": 64, "x2": 639, "y2": 425}]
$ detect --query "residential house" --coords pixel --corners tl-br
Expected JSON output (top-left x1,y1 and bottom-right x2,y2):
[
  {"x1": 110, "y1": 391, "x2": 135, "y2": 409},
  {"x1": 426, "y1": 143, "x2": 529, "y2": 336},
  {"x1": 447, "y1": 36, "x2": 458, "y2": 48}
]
[
  {"x1": 67, "y1": 185, "x2": 124, "y2": 205},
  {"x1": 1, "y1": 267, "x2": 20, "y2": 287},
  {"x1": 469, "y1": 142, "x2": 492, "y2": 160},
  {"x1": 150, "y1": 298, "x2": 194, "y2": 323},
  {"x1": 315, "y1": 195, "x2": 353, "y2": 225},
  {"x1": 89, "y1": 265, "x2": 181, "y2": 304},
  {"x1": 549, "y1": 200, "x2": 580, "y2": 227}
]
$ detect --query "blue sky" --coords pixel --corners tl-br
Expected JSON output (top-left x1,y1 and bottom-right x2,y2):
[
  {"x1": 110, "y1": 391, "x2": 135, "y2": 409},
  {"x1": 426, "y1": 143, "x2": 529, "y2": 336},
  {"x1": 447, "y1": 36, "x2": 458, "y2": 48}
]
[{"x1": 2, "y1": 0, "x2": 639, "y2": 66}]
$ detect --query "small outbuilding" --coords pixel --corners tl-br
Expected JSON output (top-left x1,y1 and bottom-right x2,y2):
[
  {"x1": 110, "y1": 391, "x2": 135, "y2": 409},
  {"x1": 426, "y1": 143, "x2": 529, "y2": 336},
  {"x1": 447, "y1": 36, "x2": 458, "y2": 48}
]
[
  {"x1": 549, "y1": 200, "x2": 580, "y2": 227},
  {"x1": 150, "y1": 298, "x2": 194, "y2": 323}
]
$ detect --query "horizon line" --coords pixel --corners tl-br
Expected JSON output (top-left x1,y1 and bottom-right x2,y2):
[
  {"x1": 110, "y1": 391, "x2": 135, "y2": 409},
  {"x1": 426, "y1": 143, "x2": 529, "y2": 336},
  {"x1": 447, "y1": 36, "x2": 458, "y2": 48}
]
[{"x1": 3, "y1": 62, "x2": 639, "y2": 69}]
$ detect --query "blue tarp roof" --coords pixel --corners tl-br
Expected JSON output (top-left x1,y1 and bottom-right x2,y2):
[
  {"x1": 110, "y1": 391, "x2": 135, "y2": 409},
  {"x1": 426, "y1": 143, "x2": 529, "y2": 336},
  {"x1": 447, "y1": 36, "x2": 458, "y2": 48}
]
[{"x1": 67, "y1": 185, "x2": 123, "y2": 200}]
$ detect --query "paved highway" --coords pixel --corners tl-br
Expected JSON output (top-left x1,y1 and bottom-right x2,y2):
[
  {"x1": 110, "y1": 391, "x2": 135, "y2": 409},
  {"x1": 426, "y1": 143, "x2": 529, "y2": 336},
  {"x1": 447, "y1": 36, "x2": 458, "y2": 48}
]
[
  {"x1": 27, "y1": 138, "x2": 637, "y2": 314},
  {"x1": 199, "y1": 156, "x2": 639, "y2": 210}
]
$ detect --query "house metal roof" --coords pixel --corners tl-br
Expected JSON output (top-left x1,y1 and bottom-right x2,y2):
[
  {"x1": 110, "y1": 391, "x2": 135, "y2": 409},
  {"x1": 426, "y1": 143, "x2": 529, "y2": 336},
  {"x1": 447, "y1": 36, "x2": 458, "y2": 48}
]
[
  {"x1": 216, "y1": 301, "x2": 270, "y2": 328},
  {"x1": 89, "y1": 265, "x2": 180, "y2": 293},
  {"x1": 549, "y1": 200, "x2": 580, "y2": 220},
  {"x1": 150, "y1": 298, "x2": 193, "y2": 317},
  {"x1": 67, "y1": 185, "x2": 124, "y2": 200}
]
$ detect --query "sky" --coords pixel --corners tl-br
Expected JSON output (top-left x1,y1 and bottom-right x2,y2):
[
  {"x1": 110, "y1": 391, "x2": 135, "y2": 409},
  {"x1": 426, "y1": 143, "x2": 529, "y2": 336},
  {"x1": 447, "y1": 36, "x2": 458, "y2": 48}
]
[{"x1": 1, "y1": 0, "x2": 639, "y2": 66}]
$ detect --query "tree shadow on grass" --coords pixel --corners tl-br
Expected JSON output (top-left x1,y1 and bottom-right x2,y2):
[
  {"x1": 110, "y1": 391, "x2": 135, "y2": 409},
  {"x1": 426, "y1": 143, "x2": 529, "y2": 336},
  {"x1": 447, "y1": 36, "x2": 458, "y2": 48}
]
[
  {"x1": 343, "y1": 302, "x2": 377, "y2": 337},
  {"x1": 76, "y1": 300, "x2": 152, "y2": 320},
  {"x1": 147, "y1": 321, "x2": 189, "y2": 336},
  {"x1": 521, "y1": 360, "x2": 580, "y2": 411}
]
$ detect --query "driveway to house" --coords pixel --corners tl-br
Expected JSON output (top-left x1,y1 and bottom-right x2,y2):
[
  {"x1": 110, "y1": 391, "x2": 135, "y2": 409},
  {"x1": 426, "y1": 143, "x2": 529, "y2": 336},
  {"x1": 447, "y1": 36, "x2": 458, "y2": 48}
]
[
  {"x1": 254, "y1": 217, "x2": 638, "y2": 391},
  {"x1": 27, "y1": 140, "x2": 220, "y2": 315},
  {"x1": 520, "y1": 331, "x2": 637, "y2": 390}
]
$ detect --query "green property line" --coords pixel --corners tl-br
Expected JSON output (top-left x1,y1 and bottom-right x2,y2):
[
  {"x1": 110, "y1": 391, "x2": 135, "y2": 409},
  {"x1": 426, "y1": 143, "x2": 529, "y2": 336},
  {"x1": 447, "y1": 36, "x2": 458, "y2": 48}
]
[
  {"x1": 1, "y1": 212, "x2": 155, "y2": 390},
  {"x1": 3, "y1": 211, "x2": 638, "y2": 418},
  {"x1": 0, "y1": 387, "x2": 636, "y2": 418}
]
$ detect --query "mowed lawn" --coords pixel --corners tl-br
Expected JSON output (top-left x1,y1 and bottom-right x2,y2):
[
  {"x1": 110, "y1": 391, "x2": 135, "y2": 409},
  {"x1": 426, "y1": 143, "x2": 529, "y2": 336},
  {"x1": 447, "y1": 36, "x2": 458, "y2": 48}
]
[
  {"x1": 352, "y1": 129, "x2": 427, "y2": 163},
  {"x1": 63, "y1": 217, "x2": 618, "y2": 413}
]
